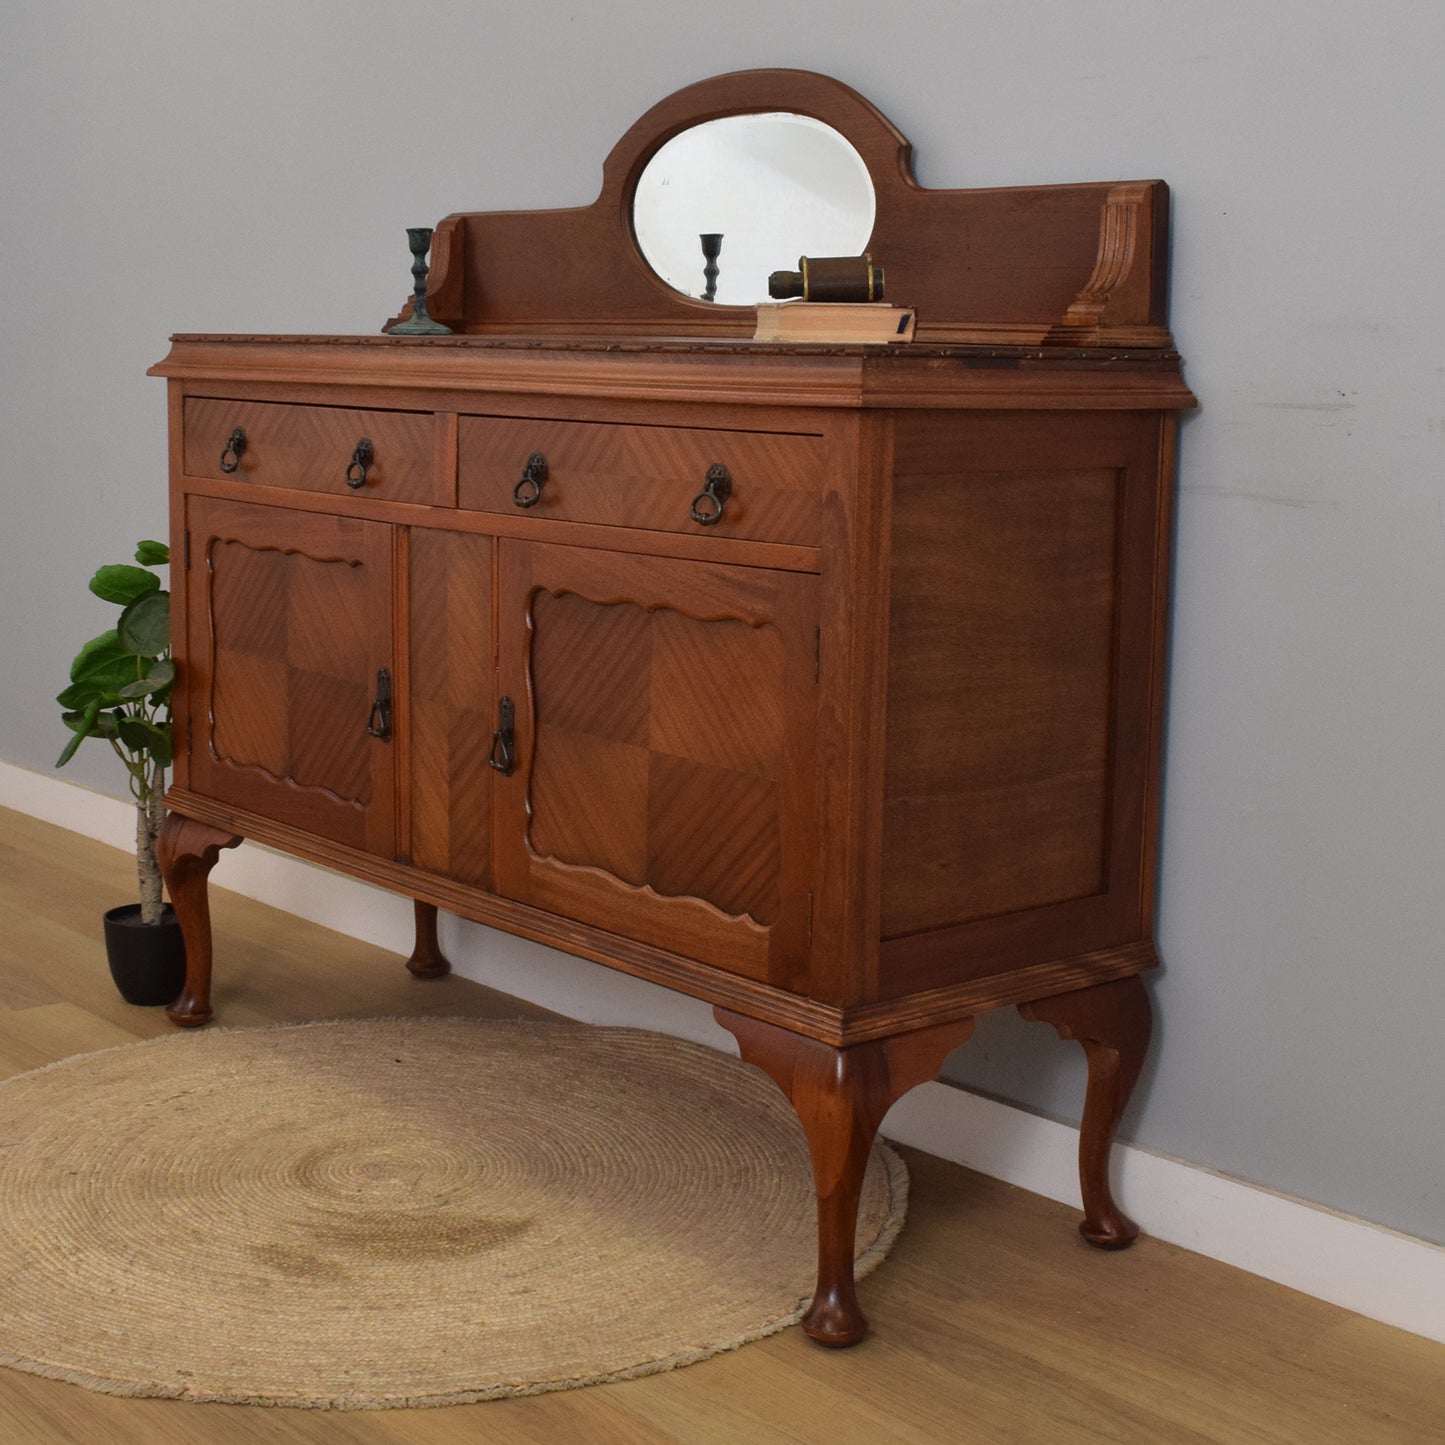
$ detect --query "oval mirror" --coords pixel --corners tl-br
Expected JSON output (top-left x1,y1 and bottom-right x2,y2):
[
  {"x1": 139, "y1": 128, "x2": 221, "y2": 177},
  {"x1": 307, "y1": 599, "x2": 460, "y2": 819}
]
[{"x1": 632, "y1": 113, "x2": 876, "y2": 307}]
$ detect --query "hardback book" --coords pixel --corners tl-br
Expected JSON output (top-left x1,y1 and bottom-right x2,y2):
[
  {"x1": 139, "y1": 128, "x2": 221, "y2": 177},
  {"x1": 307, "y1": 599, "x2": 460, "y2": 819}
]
[{"x1": 752, "y1": 301, "x2": 917, "y2": 344}]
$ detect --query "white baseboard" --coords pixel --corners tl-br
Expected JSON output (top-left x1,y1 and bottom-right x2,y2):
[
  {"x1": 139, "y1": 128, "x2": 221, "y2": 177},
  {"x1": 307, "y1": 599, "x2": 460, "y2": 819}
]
[
  {"x1": 880, "y1": 1083, "x2": 1445, "y2": 1346},
  {"x1": 5, "y1": 759, "x2": 1443, "y2": 1346}
]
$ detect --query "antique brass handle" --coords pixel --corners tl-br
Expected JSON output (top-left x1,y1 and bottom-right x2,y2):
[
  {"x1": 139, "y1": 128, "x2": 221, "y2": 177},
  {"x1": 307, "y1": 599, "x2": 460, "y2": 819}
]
[
  {"x1": 488, "y1": 696, "x2": 516, "y2": 775},
  {"x1": 346, "y1": 437, "x2": 375, "y2": 489},
  {"x1": 219, "y1": 427, "x2": 247, "y2": 473},
  {"x1": 512, "y1": 452, "x2": 549, "y2": 508},
  {"x1": 689, "y1": 462, "x2": 732, "y2": 526},
  {"x1": 367, "y1": 668, "x2": 392, "y2": 741}
]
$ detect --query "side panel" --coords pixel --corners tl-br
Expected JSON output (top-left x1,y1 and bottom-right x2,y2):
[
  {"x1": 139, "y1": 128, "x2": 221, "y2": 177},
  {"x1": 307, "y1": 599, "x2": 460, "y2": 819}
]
[{"x1": 879, "y1": 411, "x2": 1167, "y2": 995}]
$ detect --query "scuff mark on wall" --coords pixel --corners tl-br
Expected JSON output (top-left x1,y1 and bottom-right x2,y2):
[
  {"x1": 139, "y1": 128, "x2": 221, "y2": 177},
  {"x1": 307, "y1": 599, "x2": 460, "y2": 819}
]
[
  {"x1": 1255, "y1": 400, "x2": 1356, "y2": 412},
  {"x1": 1181, "y1": 485, "x2": 1341, "y2": 511}
]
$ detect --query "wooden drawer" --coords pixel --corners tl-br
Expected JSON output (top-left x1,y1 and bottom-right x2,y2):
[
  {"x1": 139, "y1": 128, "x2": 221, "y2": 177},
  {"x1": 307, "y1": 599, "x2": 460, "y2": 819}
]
[
  {"x1": 183, "y1": 398, "x2": 446, "y2": 505},
  {"x1": 458, "y1": 415, "x2": 825, "y2": 544}
]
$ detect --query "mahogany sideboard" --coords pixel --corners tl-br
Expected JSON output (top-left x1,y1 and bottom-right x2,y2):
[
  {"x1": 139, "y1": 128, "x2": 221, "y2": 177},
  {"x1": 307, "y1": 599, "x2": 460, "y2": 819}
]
[{"x1": 150, "y1": 69, "x2": 1194, "y2": 1346}]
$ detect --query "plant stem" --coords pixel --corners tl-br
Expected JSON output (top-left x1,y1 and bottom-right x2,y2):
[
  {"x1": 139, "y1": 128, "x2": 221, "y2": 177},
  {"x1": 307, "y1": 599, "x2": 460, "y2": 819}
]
[{"x1": 137, "y1": 775, "x2": 164, "y2": 925}]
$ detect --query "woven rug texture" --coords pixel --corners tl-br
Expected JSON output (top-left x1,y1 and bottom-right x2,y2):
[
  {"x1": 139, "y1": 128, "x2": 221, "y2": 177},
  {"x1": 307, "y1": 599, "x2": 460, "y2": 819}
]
[{"x1": 0, "y1": 1018, "x2": 906, "y2": 1408}]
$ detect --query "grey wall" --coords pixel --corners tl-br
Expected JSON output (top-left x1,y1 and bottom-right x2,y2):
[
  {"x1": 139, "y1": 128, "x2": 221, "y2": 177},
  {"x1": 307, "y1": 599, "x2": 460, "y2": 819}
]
[{"x1": 4, "y1": 2, "x2": 1443, "y2": 1246}]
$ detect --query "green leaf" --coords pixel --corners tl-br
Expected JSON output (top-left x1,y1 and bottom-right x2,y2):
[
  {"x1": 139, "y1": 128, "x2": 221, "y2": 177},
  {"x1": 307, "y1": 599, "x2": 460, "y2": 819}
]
[
  {"x1": 61, "y1": 706, "x2": 120, "y2": 739},
  {"x1": 56, "y1": 700, "x2": 102, "y2": 765},
  {"x1": 68, "y1": 630, "x2": 135, "y2": 691},
  {"x1": 117, "y1": 716, "x2": 172, "y2": 767},
  {"x1": 90, "y1": 564, "x2": 160, "y2": 607},
  {"x1": 117, "y1": 590, "x2": 170, "y2": 658},
  {"x1": 116, "y1": 657, "x2": 177, "y2": 700},
  {"x1": 134, "y1": 540, "x2": 170, "y2": 566},
  {"x1": 57, "y1": 679, "x2": 124, "y2": 710}
]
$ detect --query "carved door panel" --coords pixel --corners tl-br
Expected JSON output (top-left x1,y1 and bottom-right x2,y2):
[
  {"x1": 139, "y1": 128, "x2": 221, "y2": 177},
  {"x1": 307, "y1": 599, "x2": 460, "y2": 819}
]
[
  {"x1": 494, "y1": 541, "x2": 817, "y2": 987},
  {"x1": 184, "y1": 497, "x2": 396, "y2": 855}
]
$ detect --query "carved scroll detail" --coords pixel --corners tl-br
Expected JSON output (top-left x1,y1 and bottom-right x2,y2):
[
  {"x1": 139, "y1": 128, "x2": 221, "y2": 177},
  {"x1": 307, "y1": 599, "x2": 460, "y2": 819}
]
[
  {"x1": 1053, "y1": 182, "x2": 1171, "y2": 346},
  {"x1": 1065, "y1": 184, "x2": 1145, "y2": 322}
]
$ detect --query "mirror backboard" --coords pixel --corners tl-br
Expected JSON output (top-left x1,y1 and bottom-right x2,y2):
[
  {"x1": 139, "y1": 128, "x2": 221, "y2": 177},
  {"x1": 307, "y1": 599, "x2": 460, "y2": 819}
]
[{"x1": 401, "y1": 69, "x2": 1175, "y2": 349}]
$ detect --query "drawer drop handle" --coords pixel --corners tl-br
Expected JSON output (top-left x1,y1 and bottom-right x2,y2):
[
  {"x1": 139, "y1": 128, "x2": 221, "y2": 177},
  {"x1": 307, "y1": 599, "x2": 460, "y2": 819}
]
[
  {"x1": 219, "y1": 427, "x2": 247, "y2": 473},
  {"x1": 488, "y1": 696, "x2": 516, "y2": 775},
  {"x1": 367, "y1": 668, "x2": 392, "y2": 741},
  {"x1": 689, "y1": 462, "x2": 732, "y2": 526},
  {"x1": 346, "y1": 437, "x2": 375, "y2": 489},
  {"x1": 512, "y1": 452, "x2": 549, "y2": 509}
]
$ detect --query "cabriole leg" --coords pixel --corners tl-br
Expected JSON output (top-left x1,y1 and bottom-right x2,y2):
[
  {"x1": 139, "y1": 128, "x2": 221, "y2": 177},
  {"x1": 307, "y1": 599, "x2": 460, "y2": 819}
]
[
  {"x1": 156, "y1": 813, "x2": 242, "y2": 1028},
  {"x1": 1019, "y1": 974, "x2": 1153, "y2": 1247},
  {"x1": 715, "y1": 1008, "x2": 973, "y2": 1347},
  {"x1": 406, "y1": 900, "x2": 452, "y2": 979}
]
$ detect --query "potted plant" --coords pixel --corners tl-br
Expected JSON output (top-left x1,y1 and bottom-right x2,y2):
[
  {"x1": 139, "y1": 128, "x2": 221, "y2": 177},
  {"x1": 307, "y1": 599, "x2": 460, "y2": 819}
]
[{"x1": 55, "y1": 540, "x2": 183, "y2": 1005}]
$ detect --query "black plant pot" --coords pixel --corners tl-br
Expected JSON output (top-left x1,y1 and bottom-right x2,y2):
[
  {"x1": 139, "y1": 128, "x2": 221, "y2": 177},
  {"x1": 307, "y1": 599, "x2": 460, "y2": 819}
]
[{"x1": 102, "y1": 903, "x2": 187, "y2": 1006}]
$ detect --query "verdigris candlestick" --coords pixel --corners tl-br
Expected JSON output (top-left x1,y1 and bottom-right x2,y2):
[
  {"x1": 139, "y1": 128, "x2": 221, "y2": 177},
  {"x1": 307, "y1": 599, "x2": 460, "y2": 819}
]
[
  {"x1": 700, "y1": 233, "x2": 722, "y2": 303},
  {"x1": 390, "y1": 226, "x2": 453, "y2": 335}
]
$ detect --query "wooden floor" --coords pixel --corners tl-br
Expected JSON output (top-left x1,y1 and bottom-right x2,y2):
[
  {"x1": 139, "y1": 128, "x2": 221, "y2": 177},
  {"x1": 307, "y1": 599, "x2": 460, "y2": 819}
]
[{"x1": 1, "y1": 805, "x2": 1442, "y2": 1443}]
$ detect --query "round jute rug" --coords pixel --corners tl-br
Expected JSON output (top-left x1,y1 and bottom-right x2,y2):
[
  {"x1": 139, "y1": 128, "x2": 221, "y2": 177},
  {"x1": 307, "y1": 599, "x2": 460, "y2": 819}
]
[{"x1": 0, "y1": 1018, "x2": 905, "y2": 1409}]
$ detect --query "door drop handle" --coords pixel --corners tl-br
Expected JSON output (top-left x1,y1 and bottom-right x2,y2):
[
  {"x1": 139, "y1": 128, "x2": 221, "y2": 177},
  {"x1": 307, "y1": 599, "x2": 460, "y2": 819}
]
[
  {"x1": 367, "y1": 668, "x2": 392, "y2": 740},
  {"x1": 488, "y1": 695, "x2": 516, "y2": 775}
]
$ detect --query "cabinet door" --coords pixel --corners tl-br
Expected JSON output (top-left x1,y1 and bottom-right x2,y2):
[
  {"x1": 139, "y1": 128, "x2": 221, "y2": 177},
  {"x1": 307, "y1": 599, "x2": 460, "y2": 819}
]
[
  {"x1": 184, "y1": 497, "x2": 396, "y2": 855},
  {"x1": 495, "y1": 541, "x2": 817, "y2": 987}
]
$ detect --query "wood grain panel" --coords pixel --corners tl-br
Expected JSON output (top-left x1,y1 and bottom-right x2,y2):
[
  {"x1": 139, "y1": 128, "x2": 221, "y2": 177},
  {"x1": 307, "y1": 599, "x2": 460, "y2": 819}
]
[
  {"x1": 524, "y1": 591, "x2": 783, "y2": 922},
  {"x1": 529, "y1": 590, "x2": 651, "y2": 744},
  {"x1": 650, "y1": 606, "x2": 785, "y2": 777},
  {"x1": 183, "y1": 397, "x2": 444, "y2": 504},
  {"x1": 458, "y1": 414, "x2": 824, "y2": 544},
  {"x1": 877, "y1": 411, "x2": 1170, "y2": 998},
  {"x1": 285, "y1": 668, "x2": 371, "y2": 802},
  {"x1": 206, "y1": 649, "x2": 289, "y2": 779},
  {"x1": 647, "y1": 754, "x2": 779, "y2": 924},
  {"x1": 529, "y1": 725, "x2": 650, "y2": 884},
  {"x1": 882, "y1": 464, "x2": 1118, "y2": 937},
  {"x1": 407, "y1": 528, "x2": 493, "y2": 885},
  {"x1": 184, "y1": 497, "x2": 395, "y2": 856}
]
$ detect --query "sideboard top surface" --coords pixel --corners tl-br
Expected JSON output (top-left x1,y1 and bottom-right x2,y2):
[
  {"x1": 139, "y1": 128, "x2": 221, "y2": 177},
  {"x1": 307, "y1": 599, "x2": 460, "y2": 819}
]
[{"x1": 150, "y1": 335, "x2": 1196, "y2": 412}]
